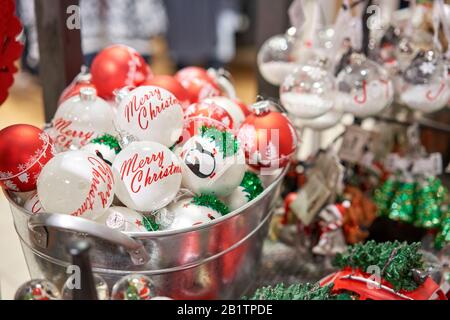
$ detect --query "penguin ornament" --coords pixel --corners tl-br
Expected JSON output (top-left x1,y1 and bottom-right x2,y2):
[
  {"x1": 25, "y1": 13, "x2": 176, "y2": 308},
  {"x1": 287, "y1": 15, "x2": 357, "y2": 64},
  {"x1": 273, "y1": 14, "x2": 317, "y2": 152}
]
[{"x1": 177, "y1": 127, "x2": 246, "y2": 197}]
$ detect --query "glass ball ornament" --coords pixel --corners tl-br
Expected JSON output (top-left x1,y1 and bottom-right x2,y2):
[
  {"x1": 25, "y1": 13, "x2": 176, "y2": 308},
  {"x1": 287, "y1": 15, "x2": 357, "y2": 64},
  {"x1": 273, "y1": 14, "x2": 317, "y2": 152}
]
[
  {"x1": 336, "y1": 53, "x2": 394, "y2": 117},
  {"x1": 14, "y1": 279, "x2": 61, "y2": 300},
  {"x1": 62, "y1": 274, "x2": 110, "y2": 300},
  {"x1": 257, "y1": 29, "x2": 298, "y2": 86},
  {"x1": 111, "y1": 274, "x2": 155, "y2": 300},
  {"x1": 398, "y1": 50, "x2": 450, "y2": 113},
  {"x1": 293, "y1": 103, "x2": 344, "y2": 131},
  {"x1": 280, "y1": 60, "x2": 335, "y2": 119}
]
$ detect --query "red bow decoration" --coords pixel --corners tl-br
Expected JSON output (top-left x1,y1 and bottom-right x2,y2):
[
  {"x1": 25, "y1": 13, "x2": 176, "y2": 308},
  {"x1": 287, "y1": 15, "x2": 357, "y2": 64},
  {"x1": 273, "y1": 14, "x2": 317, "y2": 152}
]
[{"x1": 0, "y1": 0, "x2": 24, "y2": 105}]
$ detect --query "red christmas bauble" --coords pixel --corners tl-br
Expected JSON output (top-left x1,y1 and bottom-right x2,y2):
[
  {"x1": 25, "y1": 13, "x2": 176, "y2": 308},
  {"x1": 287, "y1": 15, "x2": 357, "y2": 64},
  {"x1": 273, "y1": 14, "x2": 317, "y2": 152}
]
[
  {"x1": 141, "y1": 75, "x2": 189, "y2": 106},
  {"x1": 175, "y1": 66, "x2": 222, "y2": 103},
  {"x1": 0, "y1": 124, "x2": 55, "y2": 192},
  {"x1": 237, "y1": 101, "x2": 298, "y2": 170},
  {"x1": 91, "y1": 45, "x2": 152, "y2": 100},
  {"x1": 234, "y1": 99, "x2": 251, "y2": 117},
  {"x1": 58, "y1": 71, "x2": 96, "y2": 106}
]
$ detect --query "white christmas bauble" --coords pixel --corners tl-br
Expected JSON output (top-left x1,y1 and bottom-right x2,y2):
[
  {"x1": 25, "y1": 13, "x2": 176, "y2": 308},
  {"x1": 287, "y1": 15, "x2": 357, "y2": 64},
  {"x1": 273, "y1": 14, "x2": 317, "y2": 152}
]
[
  {"x1": 336, "y1": 53, "x2": 393, "y2": 117},
  {"x1": 95, "y1": 206, "x2": 149, "y2": 232},
  {"x1": 23, "y1": 191, "x2": 43, "y2": 215},
  {"x1": 49, "y1": 88, "x2": 115, "y2": 152},
  {"x1": 399, "y1": 82, "x2": 450, "y2": 112},
  {"x1": 112, "y1": 141, "x2": 182, "y2": 211},
  {"x1": 398, "y1": 51, "x2": 450, "y2": 113},
  {"x1": 37, "y1": 150, "x2": 115, "y2": 220},
  {"x1": 293, "y1": 105, "x2": 344, "y2": 131},
  {"x1": 280, "y1": 63, "x2": 335, "y2": 119},
  {"x1": 201, "y1": 96, "x2": 246, "y2": 129},
  {"x1": 115, "y1": 86, "x2": 184, "y2": 147},
  {"x1": 177, "y1": 134, "x2": 246, "y2": 197},
  {"x1": 223, "y1": 186, "x2": 249, "y2": 212},
  {"x1": 163, "y1": 197, "x2": 222, "y2": 231},
  {"x1": 80, "y1": 135, "x2": 121, "y2": 165}
]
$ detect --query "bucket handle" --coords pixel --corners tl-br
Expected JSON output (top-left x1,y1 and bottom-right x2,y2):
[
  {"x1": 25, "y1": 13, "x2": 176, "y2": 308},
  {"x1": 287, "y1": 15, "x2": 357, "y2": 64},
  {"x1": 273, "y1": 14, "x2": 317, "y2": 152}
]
[{"x1": 28, "y1": 213, "x2": 150, "y2": 266}]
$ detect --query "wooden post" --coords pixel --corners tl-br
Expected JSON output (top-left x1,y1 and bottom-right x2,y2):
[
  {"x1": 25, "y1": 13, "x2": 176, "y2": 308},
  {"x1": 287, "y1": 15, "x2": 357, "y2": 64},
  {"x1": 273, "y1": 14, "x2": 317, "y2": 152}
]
[{"x1": 34, "y1": 0, "x2": 83, "y2": 122}]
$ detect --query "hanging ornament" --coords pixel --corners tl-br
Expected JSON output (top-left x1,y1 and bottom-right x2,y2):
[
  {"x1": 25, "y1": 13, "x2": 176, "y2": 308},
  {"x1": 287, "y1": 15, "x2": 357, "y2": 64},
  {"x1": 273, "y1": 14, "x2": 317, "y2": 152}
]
[
  {"x1": 95, "y1": 206, "x2": 157, "y2": 232},
  {"x1": 201, "y1": 96, "x2": 247, "y2": 129},
  {"x1": 141, "y1": 74, "x2": 190, "y2": 107},
  {"x1": 293, "y1": 104, "x2": 344, "y2": 131},
  {"x1": 23, "y1": 191, "x2": 43, "y2": 215},
  {"x1": 14, "y1": 279, "x2": 60, "y2": 300},
  {"x1": 177, "y1": 127, "x2": 246, "y2": 197},
  {"x1": 174, "y1": 66, "x2": 222, "y2": 103},
  {"x1": 37, "y1": 150, "x2": 115, "y2": 220},
  {"x1": 237, "y1": 101, "x2": 298, "y2": 170},
  {"x1": 336, "y1": 52, "x2": 394, "y2": 117},
  {"x1": 257, "y1": 30, "x2": 298, "y2": 86},
  {"x1": 280, "y1": 60, "x2": 335, "y2": 119},
  {"x1": 415, "y1": 177, "x2": 447, "y2": 229},
  {"x1": 49, "y1": 88, "x2": 116, "y2": 152},
  {"x1": 223, "y1": 171, "x2": 264, "y2": 211},
  {"x1": 58, "y1": 68, "x2": 96, "y2": 105},
  {"x1": 388, "y1": 181, "x2": 416, "y2": 223},
  {"x1": 0, "y1": 124, "x2": 55, "y2": 192},
  {"x1": 111, "y1": 274, "x2": 155, "y2": 300},
  {"x1": 161, "y1": 195, "x2": 227, "y2": 231},
  {"x1": 399, "y1": 50, "x2": 450, "y2": 113},
  {"x1": 62, "y1": 274, "x2": 109, "y2": 300},
  {"x1": 91, "y1": 45, "x2": 152, "y2": 100},
  {"x1": 0, "y1": 0, "x2": 24, "y2": 105},
  {"x1": 81, "y1": 134, "x2": 121, "y2": 165},
  {"x1": 112, "y1": 141, "x2": 182, "y2": 212},
  {"x1": 115, "y1": 86, "x2": 184, "y2": 147}
]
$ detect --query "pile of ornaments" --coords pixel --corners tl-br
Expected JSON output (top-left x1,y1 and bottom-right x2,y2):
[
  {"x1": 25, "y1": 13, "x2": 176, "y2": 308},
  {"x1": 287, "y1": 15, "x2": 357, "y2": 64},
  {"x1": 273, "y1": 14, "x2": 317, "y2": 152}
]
[{"x1": 0, "y1": 44, "x2": 298, "y2": 234}]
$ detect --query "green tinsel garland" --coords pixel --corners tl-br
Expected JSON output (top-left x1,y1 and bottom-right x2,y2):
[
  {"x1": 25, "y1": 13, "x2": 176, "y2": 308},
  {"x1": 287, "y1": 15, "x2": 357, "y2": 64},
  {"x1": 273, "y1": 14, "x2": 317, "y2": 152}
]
[
  {"x1": 142, "y1": 215, "x2": 159, "y2": 232},
  {"x1": 245, "y1": 283, "x2": 352, "y2": 300},
  {"x1": 91, "y1": 134, "x2": 122, "y2": 154},
  {"x1": 333, "y1": 240, "x2": 424, "y2": 292},
  {"x1": 192, "y1": 193, "x2": 230, "y2": 216},
  {"x1": 388, "y1": 182, "x2": 416, "y2": 223},
  {"x1": 435, "y1": 210, "x2": 450, "y2": 249},
  {"x1": 415, "y1": 177, "x2": 447, "y2": 229},
  {"x1": 240, "y1": 171, "x2": 264, "y2": 201},
  {"x1": 200, "y1": 126, "x2": 239, "y2": 158},
  {"x1": 373, "y1": 179, "x2": 398, "y2": 217}
]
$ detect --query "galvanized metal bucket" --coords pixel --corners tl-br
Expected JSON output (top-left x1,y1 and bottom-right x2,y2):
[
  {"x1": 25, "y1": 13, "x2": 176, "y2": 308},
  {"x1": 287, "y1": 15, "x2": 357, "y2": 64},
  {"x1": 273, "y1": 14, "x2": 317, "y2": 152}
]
[{"x1": 5, "y1": 167, "x2": 286, "y2": 299}]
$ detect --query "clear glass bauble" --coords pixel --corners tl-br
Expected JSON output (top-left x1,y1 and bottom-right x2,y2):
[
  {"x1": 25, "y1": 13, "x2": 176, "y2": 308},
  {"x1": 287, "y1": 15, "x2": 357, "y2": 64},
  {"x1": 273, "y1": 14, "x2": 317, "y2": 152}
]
[
  {"x1": 257, "y1": 30, "x2": 298, "y2": 86},
  {"x1": 280, "y1": 61, "x2": 335, "y2": 119},
  {"x1": 336, "y1": 53, "x2": 394, "y2": 117}
]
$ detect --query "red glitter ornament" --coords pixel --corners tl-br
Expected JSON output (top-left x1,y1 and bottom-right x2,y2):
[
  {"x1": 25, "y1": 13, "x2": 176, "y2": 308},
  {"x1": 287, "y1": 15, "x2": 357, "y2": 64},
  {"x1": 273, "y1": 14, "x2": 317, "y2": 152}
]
[
  {"x1": 91, "y1": 45, "x2": 152, "y2": 100},
  {"x1": 0, "y1": 124, "x2": 55, "y2": 192}
]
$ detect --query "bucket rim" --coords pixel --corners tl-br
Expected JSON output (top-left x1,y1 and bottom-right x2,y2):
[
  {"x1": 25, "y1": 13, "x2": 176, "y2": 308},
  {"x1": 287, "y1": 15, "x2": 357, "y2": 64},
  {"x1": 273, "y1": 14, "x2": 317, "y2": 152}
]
[{"x1": 4, "y1": 166, "x2": 288, "y2": 237}]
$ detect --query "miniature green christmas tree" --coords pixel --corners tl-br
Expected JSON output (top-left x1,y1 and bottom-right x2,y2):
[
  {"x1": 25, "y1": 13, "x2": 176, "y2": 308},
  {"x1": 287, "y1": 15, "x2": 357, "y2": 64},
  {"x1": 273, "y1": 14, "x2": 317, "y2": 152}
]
[{"x1": 333, "y1": 240, "x2": 424, "y2": 291}]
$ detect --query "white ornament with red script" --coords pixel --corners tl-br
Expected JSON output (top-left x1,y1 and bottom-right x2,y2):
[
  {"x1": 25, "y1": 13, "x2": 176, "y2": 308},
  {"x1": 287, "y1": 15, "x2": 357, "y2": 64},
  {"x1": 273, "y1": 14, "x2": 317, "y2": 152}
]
[
  {"x1": 49, "y1": 88, "x2": 116, "y2": 152},
  {"x1": 202, "y1": 96, "x2": 246, "y2": 129},
  {"x1": 115, "y1": 86, "x2": 184, "y2": 147},
  {"x1": 336, "y1": 53, "x2": 393, "y2": 117},
  {"x1": 176, "y1": 131, "x2": 246, "y2": 197},
  {"x1": 23, "y1": 191, "x2": 43, "y2": 215},
  {"x1": 162, "y1": 197, "x2": 222, "y2": 231},
  {"x1": 95, "y1": 206, "x2": 148, "y2": 232},
  {"x1": 0, "y1": 124, "x2": 55, "y2": 192},
  {"x1": 37, "y1": 150, "x2": 115, "y2": 220},
  {"x1": 237, "y1": 101, "x2": 297, "y2": 170},
  {"x1": 112, "y1": 141, "x2": 182, "y2": 212}
]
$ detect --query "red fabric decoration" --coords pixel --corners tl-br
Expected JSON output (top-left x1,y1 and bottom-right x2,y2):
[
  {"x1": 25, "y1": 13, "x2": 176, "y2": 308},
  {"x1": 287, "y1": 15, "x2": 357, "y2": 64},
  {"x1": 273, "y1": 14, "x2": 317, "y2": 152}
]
[{"x1": 0, "y1": 0, "x2": 24, "y2": 105}]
